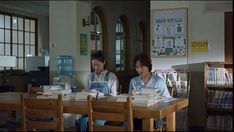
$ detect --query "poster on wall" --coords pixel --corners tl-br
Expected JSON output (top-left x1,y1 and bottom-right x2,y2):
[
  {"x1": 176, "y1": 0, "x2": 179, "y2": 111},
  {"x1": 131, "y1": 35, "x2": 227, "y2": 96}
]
[
  {"x1": 80, "y1": 33, "x2": 88, "y2": 55},
  {"x1": 151, "y1": 8, "x2": 188, "y2": 57},
  {"x1": 191, "y1": 40, "x2": 209, "y2": 53}
]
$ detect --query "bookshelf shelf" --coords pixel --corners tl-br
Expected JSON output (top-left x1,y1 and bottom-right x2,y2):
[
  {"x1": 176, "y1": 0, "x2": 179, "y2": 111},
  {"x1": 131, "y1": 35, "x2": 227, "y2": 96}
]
[
  {"x1": 207, "y1": 128, "x2": 232, "y2": 131},
  {"x1": 207, "y1": 107, "x2": 233, "y2": 113},
  {"x1": 207, "y1": 85, "x2": 233, "y2": 88},
  {"x1": 204, "y1": 62, "x2": 233, "y2": 131}
]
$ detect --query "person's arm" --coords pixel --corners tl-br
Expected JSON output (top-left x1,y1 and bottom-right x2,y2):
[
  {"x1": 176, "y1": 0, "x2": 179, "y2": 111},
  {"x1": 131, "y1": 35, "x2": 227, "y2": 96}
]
[
  {"x1": 82, "y1": 73, "x2": 92, "y2": 92},
  {"x1": 128, "y1": 79, "x2": 138, "y2": 96},
  {"x1": 158, "y1": 79, "x2": 171, "y2": 98},
  {"x1": 107, "y1": 73, "x2": 118, "y2": 96}
]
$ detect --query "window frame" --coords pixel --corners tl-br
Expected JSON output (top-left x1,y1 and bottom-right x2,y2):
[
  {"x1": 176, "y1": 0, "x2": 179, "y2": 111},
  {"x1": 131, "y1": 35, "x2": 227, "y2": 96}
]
[
  {"x1": 0, "y1": 11, "x2": 38, "y2": 70},
  {"x1": 115, "y1": 15, "x2": 130, "y2": 73}
]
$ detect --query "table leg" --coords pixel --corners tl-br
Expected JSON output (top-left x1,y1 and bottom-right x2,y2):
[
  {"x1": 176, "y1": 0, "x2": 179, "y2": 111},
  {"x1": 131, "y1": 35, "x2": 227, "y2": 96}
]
[
  {"x1": 166, "y1": 112, "x2": 175, "y2": 131},
  {"x1": 142, "y1": 118, "x2": 154, "y2": 131}
]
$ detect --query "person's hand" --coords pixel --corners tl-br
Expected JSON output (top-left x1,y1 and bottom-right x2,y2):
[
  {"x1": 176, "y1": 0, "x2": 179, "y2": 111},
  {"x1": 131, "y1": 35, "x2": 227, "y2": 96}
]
[
  {"x1": 89, "y1": 89, "x2": 98, "y2": 93},
  {"x1": 131, "y1": 90, "x2": 137, "y2": 96},
  {"x1": 104, "y1": 93, "x2": 110, "y2": 96}
]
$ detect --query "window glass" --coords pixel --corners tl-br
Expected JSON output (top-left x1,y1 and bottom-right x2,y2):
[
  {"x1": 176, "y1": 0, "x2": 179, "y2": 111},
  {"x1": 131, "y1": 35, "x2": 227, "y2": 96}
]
[
  {"x1": 19, "y1": 44, "x2": 23, "y2": 57},
  {"x1": 0, "y1": 43, "x2": 4, "y2": 54},
  {"x1": 5, "y1": 30, "x2": 10, "y2": 43},
  {"x1": 5, "y1": 15, "x2": 10, "y2": 29},
  {"x1": 13, "y1": 31, "x2": 17, "y2": 43},
  {"x1": 115, "y1": 18, "x2": 126, "y2": 71},
  {"x1": 12, "y1": 17, "x2": 17, "y2": 30},
  {"x1": 30, "y1": 20, "x2": 35, "y2": 32},
  {"x1": 25, "y1": 19, "x2": 29, "y2": 31},
  {"x1": 25, "y1": 45, "x2": 30, "y2": 57},
  {"x1": 0, "y1": 29, "x2": 4, "y2": 42},
  {"x1": 13, "y1": 44, "x2": 17, "y2": 56},
  {"x1": 18, "y1": 18, "x2": 23, "y2": 30},
  {"x1": 30, "y1": 33, "x2": 35, "y2": 45},
  {"x1": 0, "y1": 15, "x2": 4, "y2": 28},
  {"x1": 25, "y1": 32, "x2": 30, "y2": 44},
  {"x1": 31, "y1": 46, "x2": 35, "y2": 56},
  {"x1": 5, "y1": 44, "x2": 10, "y2": 55},
  {"x1": 19, "y1": 31, "x2": 23, "y2": 44},
  {"x1": 19, "y1": 58, "x2": 23, "y2": 69}
]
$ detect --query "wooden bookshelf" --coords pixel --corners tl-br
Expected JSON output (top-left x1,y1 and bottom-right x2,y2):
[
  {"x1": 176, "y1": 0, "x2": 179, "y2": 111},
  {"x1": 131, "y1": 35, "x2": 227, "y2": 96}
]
[{"x1": 204, "y1": 62, "x2": 233, "y2": 131}]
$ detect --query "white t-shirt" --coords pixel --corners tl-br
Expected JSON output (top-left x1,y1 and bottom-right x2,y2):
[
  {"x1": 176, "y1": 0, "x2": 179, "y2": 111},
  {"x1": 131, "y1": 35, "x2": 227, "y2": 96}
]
[{"x1": 85, "y1": 69, "x2": 119, "y2": 96}]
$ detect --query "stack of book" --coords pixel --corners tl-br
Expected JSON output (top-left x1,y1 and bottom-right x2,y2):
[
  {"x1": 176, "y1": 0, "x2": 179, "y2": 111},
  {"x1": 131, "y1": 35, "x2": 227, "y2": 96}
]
[
  {"x1": 71, "y1": 92, "x2": 98, "y2": 101},
  {"x1": 116, "y1": 94, "x2": 157, "y2": 107}
]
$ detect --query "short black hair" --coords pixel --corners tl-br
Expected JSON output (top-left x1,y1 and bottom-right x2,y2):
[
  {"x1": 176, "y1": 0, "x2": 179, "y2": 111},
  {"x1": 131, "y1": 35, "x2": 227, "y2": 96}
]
[
  {"x1": 133, "y1": 53, "x2": 152, "y2": 72},
  {"x1": 91, "y1": 50, "x2": 105, "y2": 63}
]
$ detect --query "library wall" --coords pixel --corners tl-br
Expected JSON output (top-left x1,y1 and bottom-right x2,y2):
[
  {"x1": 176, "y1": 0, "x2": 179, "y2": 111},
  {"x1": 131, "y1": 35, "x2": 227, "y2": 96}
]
[{"x1": 150, "y1": 1, "x2": 232, "y2": 70}]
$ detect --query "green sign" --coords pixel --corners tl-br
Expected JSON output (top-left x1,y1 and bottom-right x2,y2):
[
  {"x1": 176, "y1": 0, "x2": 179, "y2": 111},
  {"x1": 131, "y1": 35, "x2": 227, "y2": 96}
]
[{"x1": 80, "y1": 33, "x2": 88, "y2": 55}]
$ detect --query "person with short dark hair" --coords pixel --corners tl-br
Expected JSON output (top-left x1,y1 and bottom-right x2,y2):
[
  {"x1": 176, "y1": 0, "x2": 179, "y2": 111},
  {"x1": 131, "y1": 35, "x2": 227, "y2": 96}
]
[
  {"x1": 76, "y1": 51, "x2": 119, "y2": 131},
  {"x1": 129, "y1": 53, "x2": 171, "y2": 130},
  {"x1": 129, "y1": 53, "x2": 170, "y2": 97}
]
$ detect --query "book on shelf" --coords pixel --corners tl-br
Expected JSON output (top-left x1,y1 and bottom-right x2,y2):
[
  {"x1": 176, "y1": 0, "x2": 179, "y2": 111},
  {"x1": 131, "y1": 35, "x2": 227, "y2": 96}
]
[
  {"x1": 167, "y1": 72, "x2": 177, "y2": 82},
  {"x1": 207, "y1": 67, "x2": 233, "y2": 85},
  {"x1": 207, "y1": 90, "x2": 233, "y2": 109},
  {"x1": 178, "y1": 73, "x2": 187, "y2": 81},
  {"x1": 207, "y1": 115, "x2": 233, "y2": 130}
]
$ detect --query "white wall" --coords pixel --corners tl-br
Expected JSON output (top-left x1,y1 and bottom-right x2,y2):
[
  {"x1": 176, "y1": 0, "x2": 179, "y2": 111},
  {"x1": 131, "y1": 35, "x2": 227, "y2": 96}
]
[
  {"x1": 49, "y1": 1, "x2": 92, "y2": 89},
  {"x1": 75, "y1": 1, "x2": 92, "y2": 89},
  {"x1": 150, "y1": 1, "x2": 232, "y2": 70},
  {"x1": 49, "y1": 1, "x2": 77, "y2": 76}
]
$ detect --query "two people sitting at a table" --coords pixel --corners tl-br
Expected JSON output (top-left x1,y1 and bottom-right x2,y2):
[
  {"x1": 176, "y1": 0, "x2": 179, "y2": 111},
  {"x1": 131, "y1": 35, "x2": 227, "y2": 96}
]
[{"x1": 75, "y1": 51, "x2": 171, "y2": 131}]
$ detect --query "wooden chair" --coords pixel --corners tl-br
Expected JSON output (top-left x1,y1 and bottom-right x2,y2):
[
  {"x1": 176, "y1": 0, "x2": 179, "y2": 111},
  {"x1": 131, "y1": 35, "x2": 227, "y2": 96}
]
[
  {"x1": 21, "y1": 93, "x2": 64, "y2": 131},
  {"x1": 87, "y1": 95, "x2": 133, "y2": 131},
  {"x1": 27, "y1": 84, "x2": 43, "y2": 93}
]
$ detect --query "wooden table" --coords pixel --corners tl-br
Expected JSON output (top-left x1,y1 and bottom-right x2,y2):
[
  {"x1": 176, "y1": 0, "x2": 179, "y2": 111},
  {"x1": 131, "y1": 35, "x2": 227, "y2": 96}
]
[{"x1": 0, "y1": 92, "x2": 188, "y2": 131}]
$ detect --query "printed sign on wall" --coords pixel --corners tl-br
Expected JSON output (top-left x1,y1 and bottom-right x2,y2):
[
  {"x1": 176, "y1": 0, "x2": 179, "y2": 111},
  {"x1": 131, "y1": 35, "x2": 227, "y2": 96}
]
[
  {"x1": 80, "y1": 33, "x2": 88, "y2": 55},
  {"x1": 151, "y1": 8, "x2": 188, "y2": 57},
  {"x1": 191, "y1": 40, "x2": 208, "y2": 53}
]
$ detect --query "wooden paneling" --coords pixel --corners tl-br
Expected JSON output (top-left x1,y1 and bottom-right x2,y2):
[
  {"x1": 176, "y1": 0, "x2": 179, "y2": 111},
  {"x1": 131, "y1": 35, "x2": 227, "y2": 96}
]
[{"x1": 225, "y1": 12, "x2": 233, "y2": 64}]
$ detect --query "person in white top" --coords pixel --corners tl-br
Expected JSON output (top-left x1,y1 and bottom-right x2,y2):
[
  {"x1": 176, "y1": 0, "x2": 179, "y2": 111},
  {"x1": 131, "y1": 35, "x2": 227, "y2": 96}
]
[
  {"x1": 85, "y1": 69, "x2": 118, "y2": 96},
  {"x1": 76, "y1": 51, "x2": 119, "y2": 131}
]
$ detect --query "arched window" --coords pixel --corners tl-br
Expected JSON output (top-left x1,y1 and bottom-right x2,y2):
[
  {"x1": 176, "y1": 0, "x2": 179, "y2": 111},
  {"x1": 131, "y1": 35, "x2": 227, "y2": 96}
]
[
  {"x1": 89, "y1": 7, "x2": 108, "y2": 71},
  {"x1": 138, "y1": 22, "x2": 145, "y2": 53},
  {"x1": 90, "y1": 10, "x2": 102, "y2": 52},
  {"x1": 115, "y1": 18, "x2": 126, "y2": 71}
]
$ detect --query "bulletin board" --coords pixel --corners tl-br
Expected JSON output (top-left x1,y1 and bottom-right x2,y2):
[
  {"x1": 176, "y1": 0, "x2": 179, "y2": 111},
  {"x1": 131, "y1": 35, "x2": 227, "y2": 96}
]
[{"x1": 151, "y1": 8, "x2": 188, "y2": 57}]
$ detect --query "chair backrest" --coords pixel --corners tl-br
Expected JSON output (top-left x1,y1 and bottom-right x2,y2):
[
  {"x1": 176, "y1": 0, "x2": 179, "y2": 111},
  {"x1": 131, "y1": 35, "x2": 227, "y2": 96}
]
[
  {"x1": 27, "y1": 84, "x2": 43, "y2": 93},
  {"x1": 88, "y1": 95, "x2": 133, "y2": 131},
  {"x1": 21, "y1": 94, "x2": 64, "y2": 131}
]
